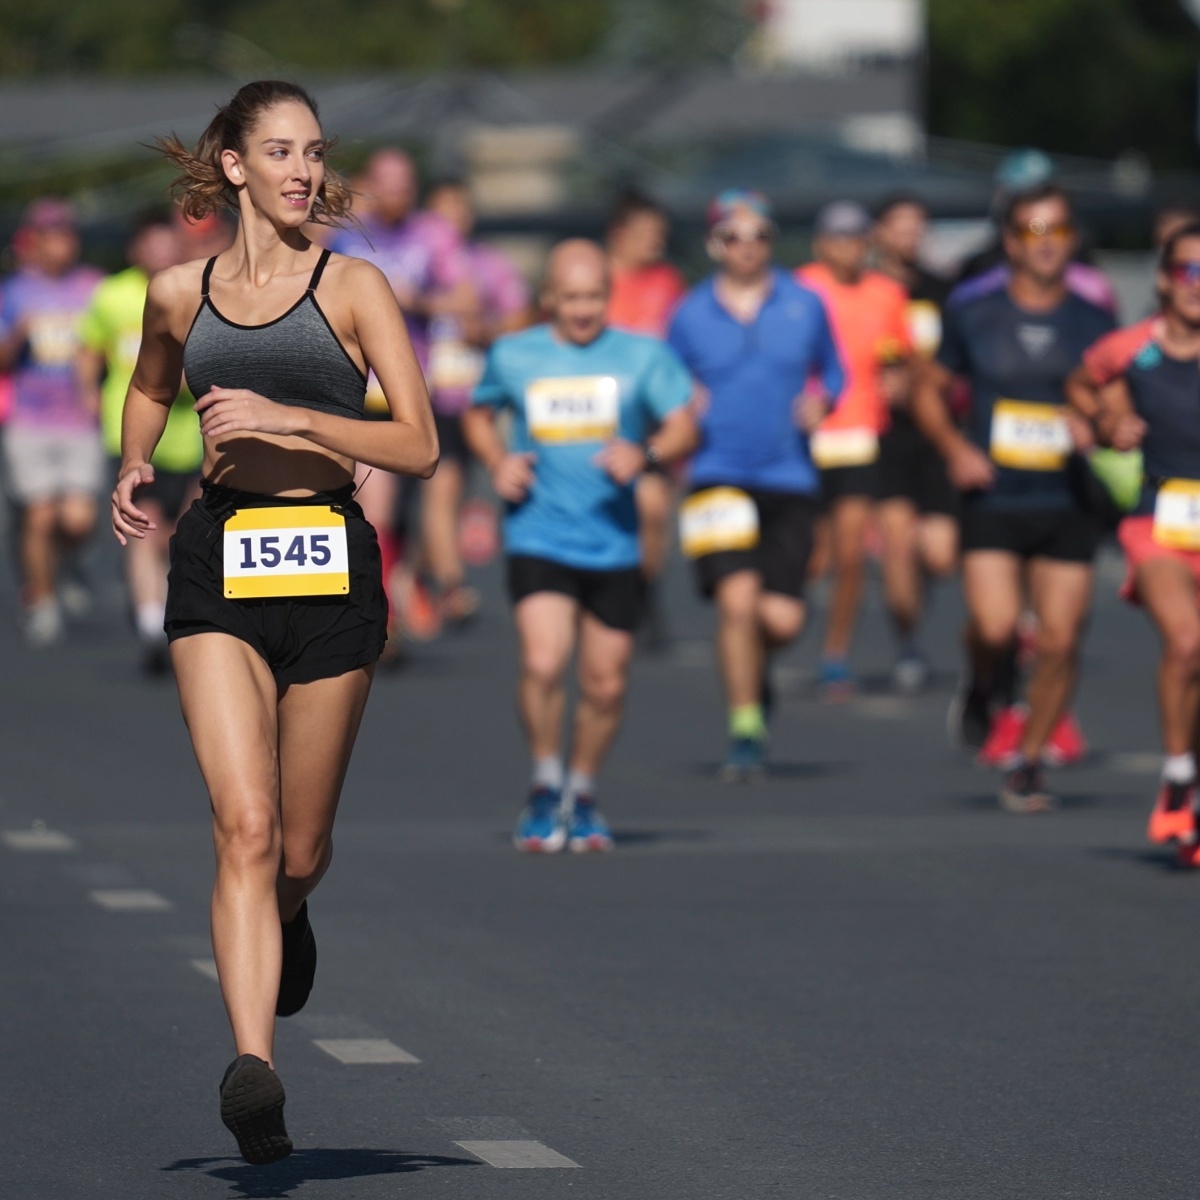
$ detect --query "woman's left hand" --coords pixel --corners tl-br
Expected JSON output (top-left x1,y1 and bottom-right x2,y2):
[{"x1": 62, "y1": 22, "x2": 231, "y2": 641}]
[{"x1": 195, "y1": 387, "x2": 301, "y2": 439}]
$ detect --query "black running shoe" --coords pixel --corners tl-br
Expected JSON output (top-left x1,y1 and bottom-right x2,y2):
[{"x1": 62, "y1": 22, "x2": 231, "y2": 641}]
[
  {"x1": 276, "y1": 901, "x2": 316, "y2": 1018},
  {"x1": 219, "y1": 1054, "x2": 292, "y2": 1165},
  {"x1": 948, "y1": 681, "x2": 991, "y2": 751},
  {"x1": 999, "y1": 761, "x2": 1056, "y2": 814}
]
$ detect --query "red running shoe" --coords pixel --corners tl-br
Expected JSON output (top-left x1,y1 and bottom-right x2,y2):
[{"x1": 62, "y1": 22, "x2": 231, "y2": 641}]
[
  {"x1": 978, "y1": 704, "x2": 1027, "y2": 769},
  {"x1": 1148, "y1": 780, "x2": 1196, "y2": 845},
  {"x1": 1043, "y1": 711, "x2": 1088, "y2": 767}
]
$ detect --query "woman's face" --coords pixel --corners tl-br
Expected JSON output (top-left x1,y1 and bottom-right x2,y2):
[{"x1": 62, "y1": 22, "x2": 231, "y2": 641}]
[{"x1": 224, "y1": 100, "x2": 327, "y2": 228}]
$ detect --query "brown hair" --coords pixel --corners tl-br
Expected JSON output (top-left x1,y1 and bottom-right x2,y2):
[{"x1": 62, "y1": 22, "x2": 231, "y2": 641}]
[{"x1": 157, "y1": 81, "x2": 352, "y2": 225}]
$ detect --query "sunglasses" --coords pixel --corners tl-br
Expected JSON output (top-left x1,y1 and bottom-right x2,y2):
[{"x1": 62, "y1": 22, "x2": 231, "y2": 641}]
[
  {"x1": 1168, "y1": 260, "x2": 1200, "y2": 285},
  {"x1": 714, "y1": 228, "x2": 773, "y2": 246},
  {"x1": 1014, "y1": 219, "x2": 1074, "y2": 242}
]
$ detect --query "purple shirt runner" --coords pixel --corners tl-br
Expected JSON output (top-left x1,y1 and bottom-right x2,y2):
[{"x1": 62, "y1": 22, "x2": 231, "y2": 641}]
[{"x1": 0, "y1": 266, "x2": 102, "y2": 430}]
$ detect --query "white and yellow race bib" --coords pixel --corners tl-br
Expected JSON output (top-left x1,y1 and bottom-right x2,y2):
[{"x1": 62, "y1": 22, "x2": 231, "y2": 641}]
[
  {"x1": 810, "y1": 427, "x2": 880, "y2": 470},
  {"x1": 223, "y1": 507, "x2": 349, "y2": 599},
  {"x1": 907, "y1": 299, "x2": 942, "y2": 358},
  {"x1": 429, "y1": 339, "x2": 485, "y2": 392},
  {"x1": 28, "y1": 312, "x2": 80, "y2": 367},
  {"x1": 679, "y1": 488, "x2": 760, "y2": 559},
  {"x1": 1153, "y1": 480, "x2": 1200, "y2": 550},
  {"x1": 989, "y1": 399, "x2": 1071, "y2": 471},
  {"x1": 525, "y1": 375, "x2": 619, "y2": 443}
]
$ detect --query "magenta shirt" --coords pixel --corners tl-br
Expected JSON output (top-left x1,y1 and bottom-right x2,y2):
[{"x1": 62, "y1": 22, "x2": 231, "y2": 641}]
[{"x1": 0, "y1": 266, "x2": 102, "y2": 430}]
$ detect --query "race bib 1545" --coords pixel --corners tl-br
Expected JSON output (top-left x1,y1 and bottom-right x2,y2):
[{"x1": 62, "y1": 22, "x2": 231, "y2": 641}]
[
  {"x1": 1153, "y1": 480, "x2": 1200, "y2": 550},
  {"x1": 223, "y1": 506, "x2": 350, "y2": 599},
  {"x1": 990, "y1": 399, "x2": 1071, "y2": 471},
  {"x1": 679, "y1": 488, "x2": 760, "y2": 559},
  {"x1": 525, "y1": 376, "x2": 620, "y2": 443}
]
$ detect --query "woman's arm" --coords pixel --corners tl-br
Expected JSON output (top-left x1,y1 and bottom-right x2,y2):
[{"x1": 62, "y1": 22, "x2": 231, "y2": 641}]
[
  {"x1": 112, "y1": 270, "x2": 188, "y2": 543},
  {"x1": 1094, "y1": 376, "x2": 1146, "y2": 451},
  {"x1": 195, "y1": 260, "x2": 439, "y2": 479}
]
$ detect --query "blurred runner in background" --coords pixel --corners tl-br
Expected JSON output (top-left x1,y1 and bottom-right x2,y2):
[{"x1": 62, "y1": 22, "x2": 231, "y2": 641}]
[
  {"x1": 78, "y1": 210, "x2": 201, "y2": 673},
  {"x1": 798, "y1": 201, "x2": 911, "y2": 698},
  {"x1": 465, "y1": 240, "x2": 696, "y2": 851},
  {"x1": 605, "y1": 191, "x2": 688, "y2": 648},
  {"x1": 1083, "y1": 222, "x2": 1200, "y2": 858},
  {"x1": 0, "y1": 199, "x2": 103, "y2": 646},
  {"x1": 914, "y1": 185, "x2": 1115, "y2": 813},
  {"x1": 871, "y1": 194, "x2": 958, "y2": 692},
  {"x1": 424, "y1": 178, "x2": 529, "y2": 626},
  {"x1": 670, "y1": 190, "x2": 843, "y2": 780},
  {"x1": 331, "y1": 149, "x2": 476, "y2": 652}
]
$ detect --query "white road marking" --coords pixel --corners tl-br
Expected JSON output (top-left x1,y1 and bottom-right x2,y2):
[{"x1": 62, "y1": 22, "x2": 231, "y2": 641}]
[
  {"x1": 852, "y1": 696, "x2": 913, "y2": 720},
  {"x1": 1107, "y1": 752, "x2": 1161, "y2": 775},
  {"x1": 4, "y1": 827, "x2": 76, "y2": 852},
  {"x1": 312, "y1": 1038, "x2": 419, "y2": 1064},
  {"x1": 191, "y1": 958, "x2": 220, "y2": 982},
  {"x1": 455, "y1": 1140, "x2": 580, "y2": 1169},
  {"x1": 89, "y1": 889, "x2": 174, "y2": 911}
]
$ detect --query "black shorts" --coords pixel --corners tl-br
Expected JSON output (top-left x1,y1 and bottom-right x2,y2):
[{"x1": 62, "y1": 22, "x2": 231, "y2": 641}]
[
  {"x1": 165, "y1": 482, "x2": 388, "y2": 686},
  {"x1": 960, "y1": 503, "x2": 1099, "y2": 564},
  {"x1": 688, "y1": 486, "x2": 818, "y2": 600},
  {"x1": 877, "y1": 414, "x2": 959, "y2": 517},
  {"x1": 434, "y1": 412, "x2": 470, "y2": 468},
  {"x1": 506, "y1": 555, "x2": 642, "y2": 633},
  {"x1": 107, "y1": 458, "x2": 199, "y2": 524},
  {"x1": 821, "y1": 461, "x2": 879, "y2": 507}
]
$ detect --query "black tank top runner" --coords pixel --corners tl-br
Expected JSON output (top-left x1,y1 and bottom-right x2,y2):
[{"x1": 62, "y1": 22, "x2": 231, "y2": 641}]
[{"x1": 183, "y1": 248, "x2": 367, "y2": 421}]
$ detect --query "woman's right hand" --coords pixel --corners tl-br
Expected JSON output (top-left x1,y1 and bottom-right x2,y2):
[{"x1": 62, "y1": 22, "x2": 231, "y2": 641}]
[{"x1": 111, "y1": 463, "x2": 157, "y2": 546}]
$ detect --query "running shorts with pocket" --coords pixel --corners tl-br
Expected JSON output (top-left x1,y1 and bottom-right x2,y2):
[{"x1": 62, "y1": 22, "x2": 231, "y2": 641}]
[
  {"x1": 165, "y1": 481, "x2": 388, "y2": 685},
  {"x1": 506, "y1": 554, "x2": 643, "y2": 632},
  {"x1": 682, "y1": 485, "x2": 818, "y2": 599}
]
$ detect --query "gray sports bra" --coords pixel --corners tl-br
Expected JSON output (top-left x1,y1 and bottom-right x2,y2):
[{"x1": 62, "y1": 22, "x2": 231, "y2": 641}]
[{"x1": 183, "y1": 249, "x2": 367, "y2": 420}]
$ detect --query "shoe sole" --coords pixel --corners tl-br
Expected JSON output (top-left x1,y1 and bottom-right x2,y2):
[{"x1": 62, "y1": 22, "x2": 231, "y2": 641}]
[
  {"x1": 999, "y1": 788, "x2": 1057, "y2": 815},
  {"x1": 220, "y1": 1062, "x2": 292, "y2": 1165},
  {"x1": 513, "y1": 830, "x2": 566, "y2": 854},
  {"x1": 568, "y1": 835, "x2": 614, "y2": 853}
]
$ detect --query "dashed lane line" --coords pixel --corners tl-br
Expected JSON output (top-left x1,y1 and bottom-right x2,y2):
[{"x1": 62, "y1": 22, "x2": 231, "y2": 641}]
[
  {"x1": 4, "y1": 827, "x2": 77, "y2": 852},
  {"x1": 190, "y1": 958, "x2": 220, "y2": 982},
  {"x1": 313, "y1": 1038, "x2": 420, "y2": 1064},
  {"x1": 455, "y1": 1140, "x2": 581, "y2": 1169},
  {"x1": 89, "y1": 889, "x2": 174, "y2": 912}
]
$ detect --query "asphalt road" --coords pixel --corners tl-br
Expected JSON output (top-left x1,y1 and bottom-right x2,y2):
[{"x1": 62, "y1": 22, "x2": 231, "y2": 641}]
[{"x1": 0, "y1": 530, "x2": 1191, "y2": 1200}]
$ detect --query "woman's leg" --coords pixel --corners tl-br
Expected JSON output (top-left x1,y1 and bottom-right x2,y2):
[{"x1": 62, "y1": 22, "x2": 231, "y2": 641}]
[
  {"x1": 171, "y1": 633, "x2": 282, "y2": 1065},
  {"x1": 275, "y1": 665, "x2": 375, "y2": 922}
]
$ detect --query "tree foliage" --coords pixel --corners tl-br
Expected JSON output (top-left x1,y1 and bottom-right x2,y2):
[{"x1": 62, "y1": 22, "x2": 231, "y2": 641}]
[{"x1": 928, "y1": 0, "x2": 1200, "y2": 167}]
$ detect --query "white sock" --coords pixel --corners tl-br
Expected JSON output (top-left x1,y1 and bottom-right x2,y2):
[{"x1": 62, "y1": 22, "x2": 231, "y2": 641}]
[
  {"x1": 1162, "y1": 753, "x2": 1196, "y2": 785},
  {"x1": 564, "y1": 769, "x2": 596, "y2": 807},
  {"x1": 136, "y1": 602, "x2": 166, "y2": 643},
  {"x1": 532, "y1": 757, "x2": 563, "y2": 791}
]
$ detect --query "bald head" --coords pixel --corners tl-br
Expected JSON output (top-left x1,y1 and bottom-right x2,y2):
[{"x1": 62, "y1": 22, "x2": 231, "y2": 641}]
[
  {"x1": 366, "y1": 148, "x2": 417, "y2": 225},
  {"x1": 544, "y1": 239, "x2": 610, "y2": 346}
]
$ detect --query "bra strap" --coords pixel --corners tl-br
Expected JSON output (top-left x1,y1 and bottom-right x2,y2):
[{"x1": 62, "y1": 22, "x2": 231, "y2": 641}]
[
  {"x1": 200, "y1": 256, "x2": 217, "y2": 297},
  {"x1": 306, "y1": 248, "x2": 332, "y2": 294}
]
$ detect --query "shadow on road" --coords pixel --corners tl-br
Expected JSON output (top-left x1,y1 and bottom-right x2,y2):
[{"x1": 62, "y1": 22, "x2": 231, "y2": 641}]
[{"x1": 162, "y1": 1148, "x2": 478, "y2": 1197}]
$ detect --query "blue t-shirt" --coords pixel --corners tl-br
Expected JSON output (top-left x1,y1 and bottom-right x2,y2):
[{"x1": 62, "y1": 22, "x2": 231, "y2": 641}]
[
  {"x1": 473, "y1": 324, "x2": 692, "y2": 570},
  {"x1": 667, "y1": 269, "x2": 844, "y2": 495},
  {"x1": 938, "y1": 288, "x2": 1115, "y2": 512}
]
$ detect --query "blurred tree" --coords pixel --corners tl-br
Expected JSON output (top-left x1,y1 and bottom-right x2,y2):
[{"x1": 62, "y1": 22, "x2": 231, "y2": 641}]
[
  {"x1": 0, "y1": 0, "x2": 610, "y2": 74},
  {"x1": 928, "y1": 0, "x2": 1200, "y2": 167}
]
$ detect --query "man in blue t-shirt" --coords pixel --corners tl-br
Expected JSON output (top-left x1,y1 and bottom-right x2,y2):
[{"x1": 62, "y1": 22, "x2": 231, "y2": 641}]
[
  {"x1": 464, "y1": 239, "x2": 697, "y2": 853},
  {"x1": 914, "y1": 184, "x2": 1115, "y2": 813},
  {"x1": 667, "y1": 190, "x2": 844, "y2": 780}
]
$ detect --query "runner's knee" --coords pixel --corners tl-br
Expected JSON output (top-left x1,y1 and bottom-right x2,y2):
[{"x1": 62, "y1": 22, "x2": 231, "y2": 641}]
[
  {"x1": 1035, "y1": 624, "x2": 1078, "y2": 664},
  {"x1": 579, "y1": 669, "x2": 626, "y2": 714},
  {"x1": 214, "y1": 804, "x2": 282, "y2": 872},
  {"x1": 1165, "y1": 627, "x2": 1200, "y2": 678},
  {"x1": 281, "y1": 836, "x2": 332, "y2": 889},
  {"x1": 522, "y1": 646, "x2": 568, "y2": 690}
]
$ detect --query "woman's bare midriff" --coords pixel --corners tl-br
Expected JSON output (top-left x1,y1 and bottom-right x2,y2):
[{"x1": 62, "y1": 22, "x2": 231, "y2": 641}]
[{"x1": 202, "y1": 431, "x2": 356, "y2": 497}]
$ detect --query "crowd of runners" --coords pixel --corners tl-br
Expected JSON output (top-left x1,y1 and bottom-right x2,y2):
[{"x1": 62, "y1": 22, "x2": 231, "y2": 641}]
[{"x1": 4, "y1": 77, "x2": 1200, "y2": 1164}]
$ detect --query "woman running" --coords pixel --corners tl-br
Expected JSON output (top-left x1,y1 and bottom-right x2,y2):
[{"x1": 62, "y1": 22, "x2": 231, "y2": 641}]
[{"x1": 111, "y1": 80, "x2": 437, "y2": 1164}]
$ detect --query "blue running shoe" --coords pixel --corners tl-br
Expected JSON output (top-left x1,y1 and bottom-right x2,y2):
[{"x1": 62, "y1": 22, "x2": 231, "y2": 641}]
[
  {"x1": 567, "y1": 797, "x2": 614, "y2": 853},
  {"x1": 817, "y1": 657, "x2": 855, "y2": 701},
  {"x1": 719, "y1": 736, "x2": 766, "y2": 783},
  {"x1": 513, "y1": 788, "x2": 565, "y2": 853}
]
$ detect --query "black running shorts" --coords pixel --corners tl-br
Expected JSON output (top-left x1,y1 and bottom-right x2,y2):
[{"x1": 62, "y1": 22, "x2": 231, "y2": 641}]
[
  {"x1": 506, "y1": 554, "x2": 643, "y2": 632},
  {"x1": 165, "y1": 482, "x2": 388, "y2": 686},
  {"x1": 686, "y1": 486, "x2": 818, "y2": 600},
  {"x1": 433, "y1": 412, "x2": 470, "y2": 468},
  {"x1": 876, "y1": 413, "x2": 959, "y2": 517},
  {"x1": 959, "y1": 502, "x2": 1098, "y2": 564},
  {"x1": 821, "y1": 461, "x2": 880, "y2": 507}
]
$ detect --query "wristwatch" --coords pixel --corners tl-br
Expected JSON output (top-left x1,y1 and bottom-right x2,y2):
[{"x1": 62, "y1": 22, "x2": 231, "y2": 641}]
[{"x1": 644, "y1": 444, "x2": 663, "y2": 469}]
